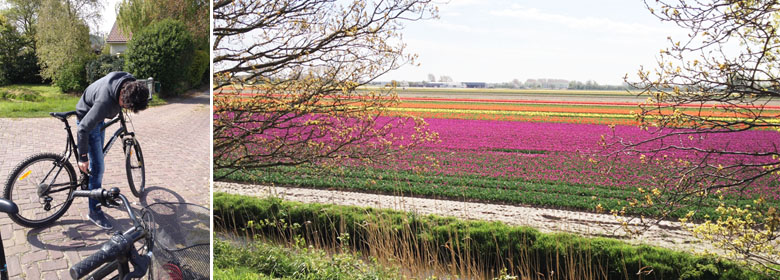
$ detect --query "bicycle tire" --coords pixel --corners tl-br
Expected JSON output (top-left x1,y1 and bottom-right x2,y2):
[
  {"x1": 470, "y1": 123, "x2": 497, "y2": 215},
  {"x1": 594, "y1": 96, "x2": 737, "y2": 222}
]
[
  {"x1": 3, "y1": 153, "x2": 76, "y2": 228},
  {"x1": 124, "y1": 138, "x2": 145, "y2": 197}
]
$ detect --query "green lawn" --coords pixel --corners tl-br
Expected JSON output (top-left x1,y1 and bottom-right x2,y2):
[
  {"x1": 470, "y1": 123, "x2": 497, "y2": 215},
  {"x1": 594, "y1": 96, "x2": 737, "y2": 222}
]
[{"x1": 0, "y1": 84, "x2": 167, "y2": 118}]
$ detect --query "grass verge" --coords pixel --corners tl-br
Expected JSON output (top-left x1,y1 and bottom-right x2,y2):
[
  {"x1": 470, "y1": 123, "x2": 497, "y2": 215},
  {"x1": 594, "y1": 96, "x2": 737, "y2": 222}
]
[
  {"x1": 214, "y1": 237, "x2": 399, "y2": 279},
  {"x1": 214, "y1": 192, "x2": 774, "y2": 280},
  {"x1": 0, "y1": 84, "x2": 167, "y2": 118}
]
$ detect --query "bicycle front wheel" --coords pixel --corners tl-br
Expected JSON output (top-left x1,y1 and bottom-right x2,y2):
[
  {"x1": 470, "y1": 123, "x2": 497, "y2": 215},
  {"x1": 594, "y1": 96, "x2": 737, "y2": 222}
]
[
  {"x1": 125, "y1": 138, "x2": 145, "y2": 197},
  {"x1": 3, "y1": 153, "x2": 76, "y2": 228}
]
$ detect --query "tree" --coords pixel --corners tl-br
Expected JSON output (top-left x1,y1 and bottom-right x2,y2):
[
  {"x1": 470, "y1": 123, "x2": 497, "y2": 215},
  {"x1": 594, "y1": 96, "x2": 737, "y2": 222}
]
[
  {"x1": 2, "y1": 0, "x2": 41, "y2": 37},
  {"x1": 35, "y1": 0, "x2": 95, "y2": 91},
  {"x1": 427, "y1": 73, "x2": 436, "y2": 82},
  {"x1": 2, "y1": 0, "x2": 42, "y2": 84},
  {"x1": 612, "y1": 0, "x2": 780, "y2": 275},
  {"x1": 213, "y1": 0, "x2": 438, "y2": 177},
  {"x1": 0, "y1": 15, "x2": 17, "y2": 85},
  {"x1": 512, "y1": 78, "x2": 521, "y2": 88},
  {"x1": 438, "y1": 75, "x2": 453, "y2": 82},
  {"x1": 0, "y1": 14, "x2": 41, "y2": 85},
  {"x1": 117, "y1": 0, "x2": 208, "y2": 49}
]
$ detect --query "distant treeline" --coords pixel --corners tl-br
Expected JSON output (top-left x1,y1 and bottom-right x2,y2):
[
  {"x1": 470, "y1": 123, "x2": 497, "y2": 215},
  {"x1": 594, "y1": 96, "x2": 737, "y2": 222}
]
[{"x1": 372, "y1": 78, "x2": 637, "y2": 91}]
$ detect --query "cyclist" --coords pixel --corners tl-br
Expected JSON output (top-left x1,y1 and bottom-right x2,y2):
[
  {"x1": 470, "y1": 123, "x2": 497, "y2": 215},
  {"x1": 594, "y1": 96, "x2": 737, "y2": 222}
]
[{"x1": 76, "y1": 71, "x2": 149, "y2": 230}]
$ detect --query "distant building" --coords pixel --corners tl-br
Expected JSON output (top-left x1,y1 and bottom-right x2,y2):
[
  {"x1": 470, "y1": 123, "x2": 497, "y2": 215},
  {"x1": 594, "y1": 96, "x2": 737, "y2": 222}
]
[
  {"x1": 424, "y1": 82, "x2": 445, "y2": 88},
  {"x1": 106, "y1": 21, "x2": 132, "y2": 55},
  {"x1": 463, "y1": 82, "x2": 486, "y2": 88}
]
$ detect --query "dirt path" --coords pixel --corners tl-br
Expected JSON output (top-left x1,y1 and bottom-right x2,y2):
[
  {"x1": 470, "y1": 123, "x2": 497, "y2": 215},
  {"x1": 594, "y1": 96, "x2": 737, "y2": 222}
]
[{"x1": 215, "y1": 181, "x2": 708, "y2": 253}]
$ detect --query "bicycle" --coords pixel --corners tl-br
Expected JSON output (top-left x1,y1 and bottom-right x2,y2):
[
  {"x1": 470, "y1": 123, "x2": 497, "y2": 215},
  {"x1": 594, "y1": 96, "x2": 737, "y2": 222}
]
[
  {"x1": 0, "y1": 187, "x2": 207, "y2": 279},
  {"x1": 0, "y1": 199, "x2": 18, "y2": 280},
  {"x1": 2, "y1": 110, "x2": 145, "y2": 228},
  {"x1": 68, "y1": 187, "x2": 209, "y2": 280}
]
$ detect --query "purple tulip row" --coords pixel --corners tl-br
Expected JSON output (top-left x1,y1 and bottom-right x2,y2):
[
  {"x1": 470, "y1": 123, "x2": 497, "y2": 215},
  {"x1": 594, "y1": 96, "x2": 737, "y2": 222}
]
[{"x1": 373, "y1": 117, "x2": 780, "y2": 200}]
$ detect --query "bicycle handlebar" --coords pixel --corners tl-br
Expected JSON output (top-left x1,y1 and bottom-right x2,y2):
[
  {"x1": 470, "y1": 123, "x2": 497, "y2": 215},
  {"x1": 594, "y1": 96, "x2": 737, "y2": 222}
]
[
  {"x1": 69, "y1": 188, "x2": 148, "y2": 279},
  {"x1": 72, "y1": 188, "x2": 141, "y2": 227},
  {"x1": 72, "y1": 188, "x2": 118, "y2": 204},
  {"x1": 69, "y1": 232, "x2": 132, "y2": 279}
]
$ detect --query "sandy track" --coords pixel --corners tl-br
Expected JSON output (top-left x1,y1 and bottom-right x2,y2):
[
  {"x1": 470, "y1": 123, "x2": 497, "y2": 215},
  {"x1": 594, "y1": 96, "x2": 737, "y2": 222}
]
[{"x1": 215, "y1": 181, "x2": 708, "y2": 253}]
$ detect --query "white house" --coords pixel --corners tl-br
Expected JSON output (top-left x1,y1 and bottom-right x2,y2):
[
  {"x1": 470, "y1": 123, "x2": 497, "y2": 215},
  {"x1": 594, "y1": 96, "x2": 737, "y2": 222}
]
[{"x1": 106, "y1": 21, "x2": 132, "y2": 55}]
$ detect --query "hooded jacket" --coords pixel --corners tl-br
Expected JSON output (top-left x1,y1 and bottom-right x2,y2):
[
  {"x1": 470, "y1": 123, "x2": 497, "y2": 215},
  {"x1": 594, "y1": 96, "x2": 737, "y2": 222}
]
[{"x1": 76, "y1": 71, "x2": 136, "y2": 162}]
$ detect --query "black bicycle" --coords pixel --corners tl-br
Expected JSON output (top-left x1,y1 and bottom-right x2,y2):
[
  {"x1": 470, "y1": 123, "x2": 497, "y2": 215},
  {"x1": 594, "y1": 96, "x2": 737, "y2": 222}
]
[
  {"x1": 69, "y1": 188, "x2": 209, "y2": 280},
  {"x1": 0, "y1": 198, "x2": 18, "y2": 280},
  {"x1": 0, "y1": 188, "x2": 208, "y2": 279},
  {"x1": 2, "y1": 110, "x2": 145, "y2": 228}
]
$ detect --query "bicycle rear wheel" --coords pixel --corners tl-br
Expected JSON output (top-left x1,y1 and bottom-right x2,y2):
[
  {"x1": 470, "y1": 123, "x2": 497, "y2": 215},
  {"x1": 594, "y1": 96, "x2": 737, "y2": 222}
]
[
  {"x1": 2, "y1": 153, "x2": 76, "y2": 228},
  {"x1": 125, "y1": 138, "x2": 145, "y2": 197}
]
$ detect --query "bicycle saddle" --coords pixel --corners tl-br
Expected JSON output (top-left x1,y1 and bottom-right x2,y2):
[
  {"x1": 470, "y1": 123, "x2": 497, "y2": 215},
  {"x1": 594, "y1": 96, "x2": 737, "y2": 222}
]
[
  {"x1": 0, "y1": 199, "x2": 18, "y2": 214},
  {"x1": 49, "y1": 111, "x2": 77, "y2": 121}
]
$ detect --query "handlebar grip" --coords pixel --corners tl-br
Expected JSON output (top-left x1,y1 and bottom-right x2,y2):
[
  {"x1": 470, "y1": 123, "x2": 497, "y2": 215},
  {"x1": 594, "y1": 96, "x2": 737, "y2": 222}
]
[
  {"x1": 71, "y1": 189, "x2": 101, "y2": 199},
  {"x1": 69, "y1": 233, "x2": 131, "y2": 279},
  {"x1": 72, "y1": 188, "x2": 121, "y2": 206}
]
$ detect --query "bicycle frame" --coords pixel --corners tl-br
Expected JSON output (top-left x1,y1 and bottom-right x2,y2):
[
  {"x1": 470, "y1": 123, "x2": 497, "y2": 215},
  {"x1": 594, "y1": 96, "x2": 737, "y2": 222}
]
[
  {"x1": 56, "y1": 111, "x2": 135, "y2": 167},
  {"x1": 48, "y1": 111, "x2": 135, "y2": 197},
  {"x1": 101, "y1": 112, "x2": 135, "y2": 157}
]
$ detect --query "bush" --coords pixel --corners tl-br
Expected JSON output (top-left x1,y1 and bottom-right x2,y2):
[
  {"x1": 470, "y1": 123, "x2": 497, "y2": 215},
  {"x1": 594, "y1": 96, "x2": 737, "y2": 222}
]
[
  {"x1": 188, "y1": 49, "x2": 209, "y2": 88},
  {"x1": 86, "y1": 54, "x2": 125, "y2": 84},
  {"x1": 125, "y1": 19, "x2": 194, "y2": 97},
  {"x1": 55, "y1": 58, "x2": 87, "y2": 93}
]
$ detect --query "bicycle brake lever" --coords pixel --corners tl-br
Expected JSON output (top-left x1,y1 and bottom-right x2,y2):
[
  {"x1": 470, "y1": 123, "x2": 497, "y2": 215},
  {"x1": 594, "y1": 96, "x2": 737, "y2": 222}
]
[
  {"x1": 123, "y1": 246, "x2": 150, "y2": 280},
  {"x1": 95, "y1": 188, "x2": 121, "y2": 207}
]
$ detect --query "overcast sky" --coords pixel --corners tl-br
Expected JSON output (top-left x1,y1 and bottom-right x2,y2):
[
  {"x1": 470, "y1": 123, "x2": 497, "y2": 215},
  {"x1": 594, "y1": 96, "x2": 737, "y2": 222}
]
[
  {"x1": 378, "y1": 0, "x2": 688, "y2": 85},
  {"x1": 97, "y1": 0, "x2": 122, "y2": 35},
  {"x1": 96, "y1": 0, "x2": 686, "y2": 85}
]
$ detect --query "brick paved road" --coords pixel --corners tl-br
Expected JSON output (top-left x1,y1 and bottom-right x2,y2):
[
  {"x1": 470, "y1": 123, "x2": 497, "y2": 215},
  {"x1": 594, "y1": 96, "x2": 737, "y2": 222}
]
[{"x1": 0, "y1": 91, "x2": 210, "y2": 279}]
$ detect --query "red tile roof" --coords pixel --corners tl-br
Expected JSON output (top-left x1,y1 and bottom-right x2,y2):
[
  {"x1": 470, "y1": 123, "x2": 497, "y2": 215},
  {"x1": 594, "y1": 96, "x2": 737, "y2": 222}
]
[{"x1": 106, "y1": 21, "x2": 131, "y2": 43}]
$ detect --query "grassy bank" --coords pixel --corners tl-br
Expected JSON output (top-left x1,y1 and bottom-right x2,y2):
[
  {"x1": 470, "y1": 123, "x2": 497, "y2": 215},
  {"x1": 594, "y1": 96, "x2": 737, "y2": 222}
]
[
  {"x1": 214, "y1": 192, "x2": 773, "y2": 280},
  {"x1": 0, "y1": 85, "x2": 80, "y2": 117},
  {"x1": 0, "y1": 84, "x2": 167, "y2": 118},
  {"x1": 215, "y1": 238, "x2": 400, "y2": 279}
]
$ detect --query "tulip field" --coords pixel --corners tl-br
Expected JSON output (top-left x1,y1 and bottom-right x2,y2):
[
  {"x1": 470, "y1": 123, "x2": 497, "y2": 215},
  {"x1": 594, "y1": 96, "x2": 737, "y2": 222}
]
[{"x1": 217, "y1": 90, "x2": 780, "y2": 219}]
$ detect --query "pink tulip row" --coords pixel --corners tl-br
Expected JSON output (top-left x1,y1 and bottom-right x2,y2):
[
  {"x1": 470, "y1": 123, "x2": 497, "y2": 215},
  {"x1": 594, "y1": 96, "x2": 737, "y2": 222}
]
[{"x1": 374, "y1": 117, "x2": 780, "y2": 200}]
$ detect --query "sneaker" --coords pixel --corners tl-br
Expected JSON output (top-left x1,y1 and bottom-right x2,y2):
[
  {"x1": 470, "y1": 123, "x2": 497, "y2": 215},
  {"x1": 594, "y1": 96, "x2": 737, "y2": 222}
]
[{"x1": 88, "y1": 211, "x2": 113, "y2": 230}]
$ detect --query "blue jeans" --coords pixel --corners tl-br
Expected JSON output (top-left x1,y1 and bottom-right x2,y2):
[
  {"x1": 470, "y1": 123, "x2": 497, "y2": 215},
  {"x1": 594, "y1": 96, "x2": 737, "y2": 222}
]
[{"x1": 77, "y1": 120, "x2": 105, "y2": 214}]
